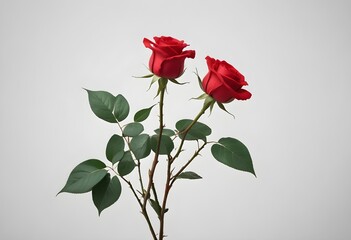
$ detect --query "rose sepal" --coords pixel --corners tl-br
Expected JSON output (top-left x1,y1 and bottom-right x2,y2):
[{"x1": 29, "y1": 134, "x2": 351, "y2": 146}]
[
  {"x1": 168, "y1": 78, "x2": 188, "y2": 85},
  {"x1": 147, "y1": 75, "x2": 160, "y2": 91},
  {"x1": 155, "y1": 77, "x2": 168, "y2": 98},
  {"x1": 194, "y1": 69, "x2": 204, "y2": 91},
  {"x1": 216, "y1": 101, "x2": 235, "y2": 118},
  {"x1": 133, "y1": 73, "x2": 154, "y2": 79},
  {"x1": 191, "y1": 93, "x2": 208, "y2": 101},
  {"x1": 203, "y1": 94, "x2": 216, "y2": 114}
]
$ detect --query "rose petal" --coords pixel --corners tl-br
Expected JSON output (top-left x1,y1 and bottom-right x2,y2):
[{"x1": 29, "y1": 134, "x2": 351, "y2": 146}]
[
  {"x1": 148, "y1": 52, "x2": 163, "y2": 76},
  {"x1": 204, "y1": 56, "x2": 251, "y2": 102},
  {"x1": 232, "y1": 89, "x2": 252, "y2": 100},
  {"x1": 202, "y1": 71, "x2": 222, "y2": 94},
  {"x1": 155, "y1": 36, "x2": 188, "y2": 48},
  {"x1": 218, "y1": 61, "x2": 245, "y2": 81},
  {"x1": 143, "y1": 38, "x2": 154, "y2": 49},
  {"x1": 210, "y1": 85, "x2": 235, "y2": 103},
  {"x1": 158, "y1": 50, "x2": 196, "y2": 79},
  {"x1": 205, "y1": 56, "x2": 219, "y2": 71},
  {"x1": 143, "y1": 38, "x2": 170, "y2": 57},
  {"x1": 154, "y1": 36, "x2": 188, "y2": 54},
  {"x1": 222, "y1": 74, "x2": 245, "y2": 90}
]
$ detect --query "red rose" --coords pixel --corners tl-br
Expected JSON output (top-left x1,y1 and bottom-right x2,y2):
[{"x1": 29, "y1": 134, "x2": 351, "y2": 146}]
[
  {"x1": 143, "y1": 36, "x2": 196, "y2": 79},
  {"x1": 202, "y1": 56, "x2": 251, "y2": 103}
]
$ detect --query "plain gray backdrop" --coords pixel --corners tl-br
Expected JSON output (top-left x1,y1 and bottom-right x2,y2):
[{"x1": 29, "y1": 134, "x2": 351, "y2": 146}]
[{"x1": 1, "y1": 0, "x2": 351, "y2": 239}]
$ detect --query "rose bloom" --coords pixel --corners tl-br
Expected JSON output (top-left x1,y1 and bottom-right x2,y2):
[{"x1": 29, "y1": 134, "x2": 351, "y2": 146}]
[
  {"x1": 143, "y1": 36, "x2": 195, "y2": 79},
  {"x1": 202, "y1": 56, "x2": 251, "y2": 103}
]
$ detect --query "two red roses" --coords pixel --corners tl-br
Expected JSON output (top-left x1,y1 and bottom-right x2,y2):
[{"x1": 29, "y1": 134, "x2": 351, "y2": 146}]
[{"x1": 144, "y1": 36, "x2": 251, "y2": 103}]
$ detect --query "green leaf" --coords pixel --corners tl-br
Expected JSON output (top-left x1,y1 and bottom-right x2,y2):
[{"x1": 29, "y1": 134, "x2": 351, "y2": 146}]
[
  {"x1": 59, "y1": 159, "x2": 107, "y2": 194},
  {"x1": 134, "y1": 104, "x2": 156, "y2": 122},
  {"x1": 176, "y1": 171, "x2": 202, "y2": 180},
  {"x1": 130, "y1": 134, "x2": 151, "y2": 160},
  {"x1": 211, "y1": 137, "x2": 255, "y2": 176},
  {"x1": 114, "y1": 94, "x2": 129, "y2": 122},
  {"x1": 150, "y1": 134, "x2": 174, "y2": 155},
  {"x1": 85, "y1": 89, "x2": 117, "y2": 123},
  {"x1": 106, "y1": 135, "x2": 125, "y2": 164},
  {"x1": 123, "y1": 122, "x2": 144, "y2": 137},
  {"x1": 154, "y1": 128, "x2": 175, "y2": 137},
  {"x1": 175, "y1": 119, "x2": 212, "y2": 141},
  {"x1": 92, "y1": 174, "x2": 122, "y2": 215},
  {"x1": 150, "y1": 199, "x2": 161, "y2": 217},
  {"x1": 117, "y1": 151, "x2": 135, "y2": 176}
]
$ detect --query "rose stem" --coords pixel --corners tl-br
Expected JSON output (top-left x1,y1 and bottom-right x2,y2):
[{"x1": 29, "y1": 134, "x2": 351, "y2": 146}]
[
  {"x1": 142, "y1": 81, "x2": 166, "y2": 212},
  {"x1": 170, "y1": 141, "x2": 207, "y2": 186},
  {"x1": 171, "y1": 99, "x2": 213, "y2": 163},
  {"x1": 158, "y1": 100, "x2": 212, "y2": 239},
  {"x1": 116, "y1": 121, "x2": 145, "y2": 197},
  {"x1": 109, "y1": 167, "x2": 157, "y2": 240}
]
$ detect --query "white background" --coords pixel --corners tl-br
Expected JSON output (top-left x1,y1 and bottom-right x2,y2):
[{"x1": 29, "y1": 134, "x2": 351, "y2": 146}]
[{"x1": 1, "y1": 0, "x2": 351, "y2": 239}]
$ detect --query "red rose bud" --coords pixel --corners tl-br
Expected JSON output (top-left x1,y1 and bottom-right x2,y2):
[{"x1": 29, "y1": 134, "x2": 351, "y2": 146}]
[
  {"x1": 202, "y1": 56, "x2": 251, "y2": 103},
  {"x1": 143, "y1": 36, "x2": 196, "y2": 79}
]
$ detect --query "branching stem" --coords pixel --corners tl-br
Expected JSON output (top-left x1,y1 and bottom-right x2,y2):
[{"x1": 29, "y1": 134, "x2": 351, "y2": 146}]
[
  {"x1": 170, "y1": 141, "x2": 207, "y2": 187},
  {"x1": 158, "y1": 99, "x2": 213, "y2": 239}
]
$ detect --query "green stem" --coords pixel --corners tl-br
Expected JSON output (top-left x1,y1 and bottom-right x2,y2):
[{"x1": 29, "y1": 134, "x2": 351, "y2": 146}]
[
  {"x1": 158, "y1": 99, "x2": 213, "y2": 239},
  {"x1": 151, "y1": 183, "x2": 160, "y2": 207},
  {"x1": 136, "y1": 159, "x2": 145, "y2": 193},
  {"x1": 159, "y1": 155, "x2": 172, "y2": 240},
  {"x1": 171, "y1": 99, "x2": 213, "y2": 164},
  {"x1": 115, "y1": 120, "x2": 145, "y2": 194},
  {"x1": 170, "y1": 142, "x2": 207, "y2": 187},
  {"x1": 142, "y1": 82, "x2": 166, "y2": 211},
  {"x1": 108, "y1": 167, "x2": 157, "y2": 240},
  {"x1": 121, "y1": 177, "x2": 157, "y2": 240}
]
